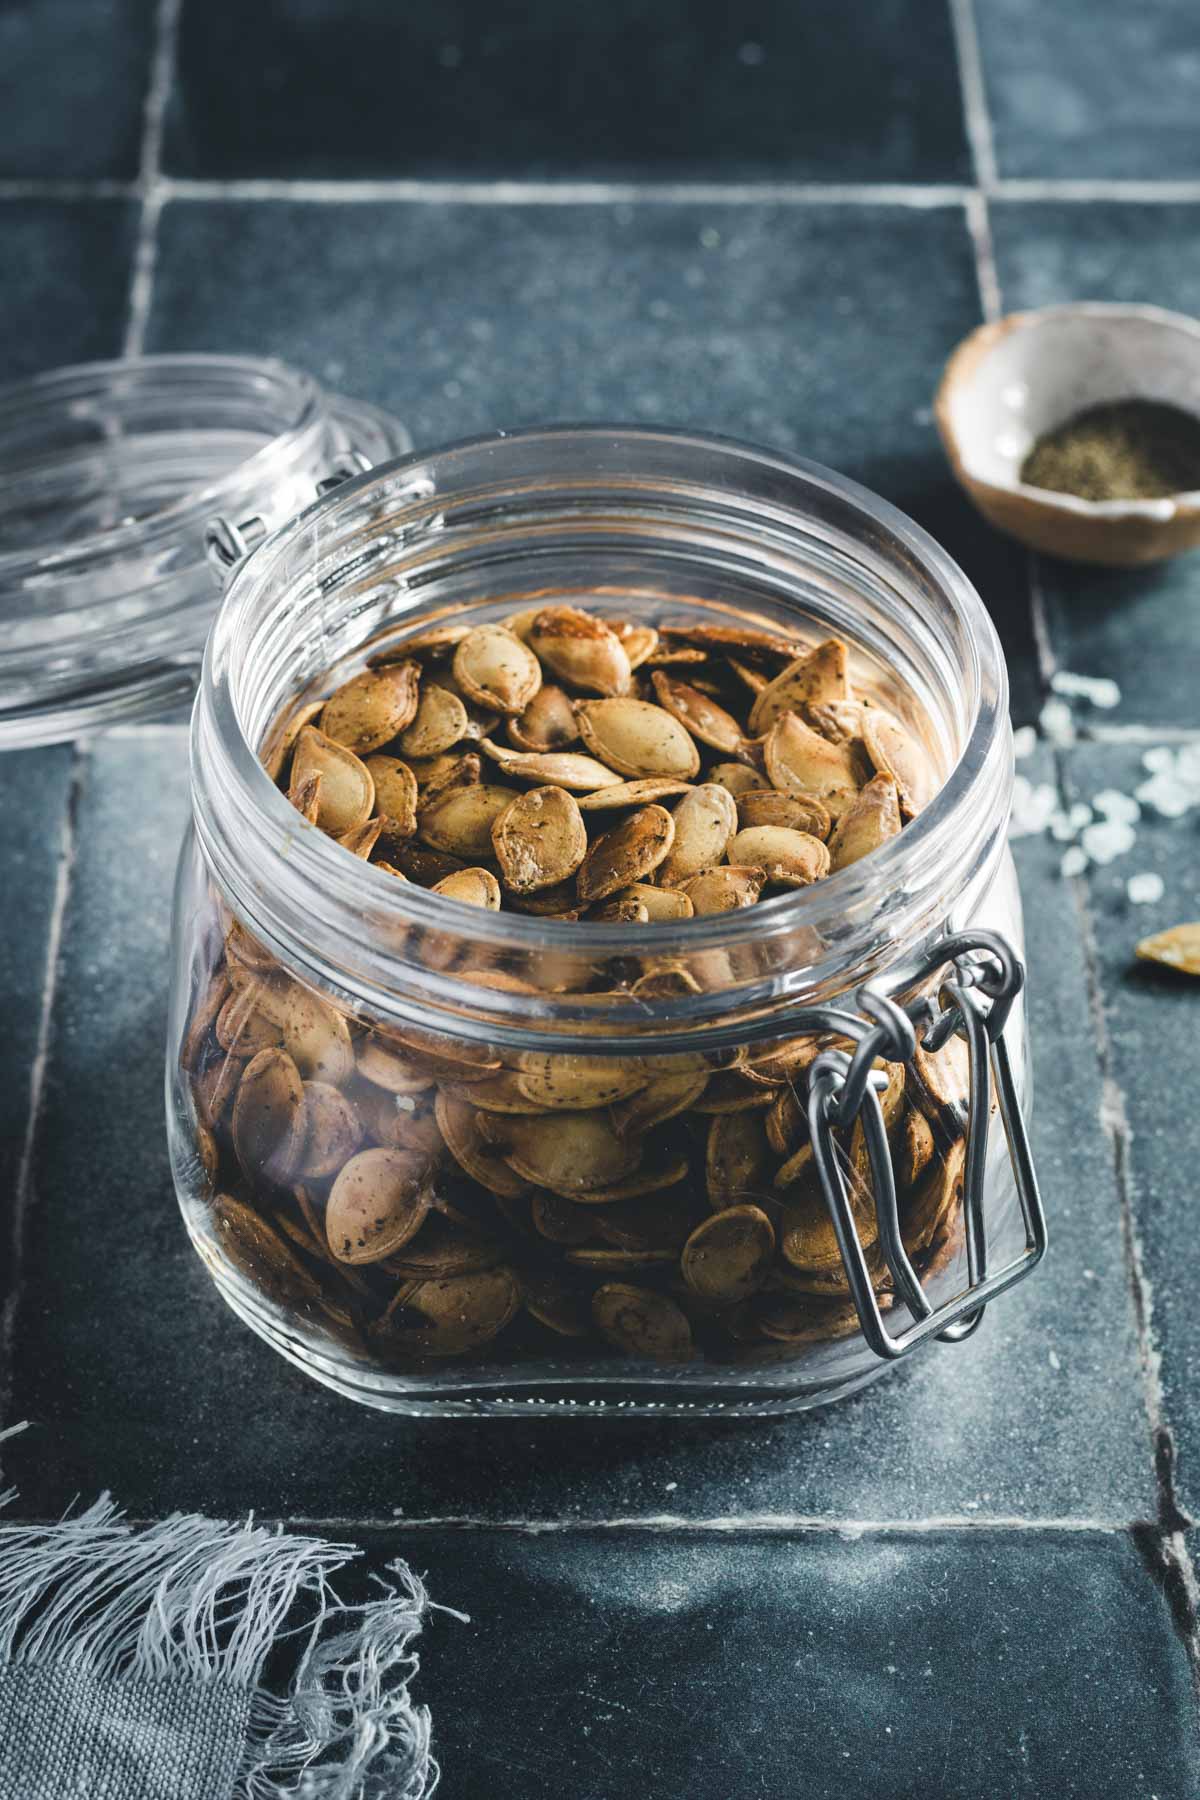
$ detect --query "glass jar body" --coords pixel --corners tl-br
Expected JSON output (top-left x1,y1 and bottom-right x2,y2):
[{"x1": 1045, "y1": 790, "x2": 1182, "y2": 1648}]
[
  {"x1": 166, "y1": 829, "x2": 1027, "y2": 1417},
  {"x1": 165, "y1": 426, "x2": 1033, "y2": 1417}
]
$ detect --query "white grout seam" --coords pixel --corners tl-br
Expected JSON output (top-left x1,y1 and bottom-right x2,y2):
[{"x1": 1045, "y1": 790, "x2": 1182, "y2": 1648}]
[
  {"x1": 1059, "y1": 761, "x2": 1200, "y2": 1663},
  {"x1": 948, "y1": 0, "x2": 999, "y2": 190},
  {"x1": 7, "y1": 176, "x2": 1200, "y2": 209},
  {"x1": 74, "y1": 1512, "x2": 1131, "y2": 1537},
  {"x1": 0, "y1": 745, "x2": 87, "y2": 1428},
  {"x1": 122, "y1": 0, "x2": 182, "y2": 358}
]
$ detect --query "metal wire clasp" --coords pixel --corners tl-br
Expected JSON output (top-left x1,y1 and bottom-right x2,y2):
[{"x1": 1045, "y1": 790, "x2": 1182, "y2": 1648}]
[
  {"x1": 203, "y1": 451, "x2": 376, "y2": 590},
  {"x1": 806, "y1": 928, "x2": 1047, "y2": 1361}
]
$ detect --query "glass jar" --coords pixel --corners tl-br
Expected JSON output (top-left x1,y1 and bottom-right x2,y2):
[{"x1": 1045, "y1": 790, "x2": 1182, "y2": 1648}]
[
  {"x1": 0, "y1": 354, "x2": 409, "y2": 747},
  {"x1": 166, "y1": 426, "x2": 1045, "y2": 1417}
]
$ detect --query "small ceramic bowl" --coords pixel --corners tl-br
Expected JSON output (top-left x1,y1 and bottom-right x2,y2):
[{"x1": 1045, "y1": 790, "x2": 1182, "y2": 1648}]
[{"x1": 935, "y1": 302, "x2": 1200, "y2": 566}]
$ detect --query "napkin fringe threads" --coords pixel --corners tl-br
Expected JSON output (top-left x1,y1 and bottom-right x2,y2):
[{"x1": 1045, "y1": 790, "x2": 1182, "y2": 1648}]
[{"x1": 0, "y1": 1488, "x2": 453, "y2": 1799}]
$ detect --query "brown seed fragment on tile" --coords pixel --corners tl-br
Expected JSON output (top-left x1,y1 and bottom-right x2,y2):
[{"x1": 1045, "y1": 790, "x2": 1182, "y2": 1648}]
[{"x1": 1135, "y1": 922, "x2": 1200, "y2": 976}]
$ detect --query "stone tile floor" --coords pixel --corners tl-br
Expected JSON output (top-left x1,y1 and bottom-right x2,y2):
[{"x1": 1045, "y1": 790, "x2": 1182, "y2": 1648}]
[{"x1": 2, "y1": 2, "x2": 1200, "y2": 1793}]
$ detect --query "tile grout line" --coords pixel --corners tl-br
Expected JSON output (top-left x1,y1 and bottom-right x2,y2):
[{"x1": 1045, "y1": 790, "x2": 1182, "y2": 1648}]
[
  {"x1": 1026, "y1": 551, "x2": 1058, "y2": 699},
  {"x1": 949, "y1": 0, "x2": 1002, "y2": 322},
  {"x1": 4, "y1": 1511, "x2": 1135, "y2": 1535},
  {"x1": 7, "y1": 176, "x2": 1200, "y2": 208},
  {"x1": 1055, "y1": 748, "x2": 1200, "y2": 1682},
  {"x1": 0, "y1": 745, "x2": 88, "y2": 1433},
  {"x1": 122, "y1": 0, "x2": 182, "y2": 359}
]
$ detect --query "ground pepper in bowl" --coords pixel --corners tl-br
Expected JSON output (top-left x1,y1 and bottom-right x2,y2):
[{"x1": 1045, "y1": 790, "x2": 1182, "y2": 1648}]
[{"x1": 1021, "y1": 399, "x2": 1200, "y2": 502}]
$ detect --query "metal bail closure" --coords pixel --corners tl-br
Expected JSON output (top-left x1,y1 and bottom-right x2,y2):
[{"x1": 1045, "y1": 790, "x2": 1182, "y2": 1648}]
[
  {"x1": 806, "y1": 928, "x2": 1047, "y2": 1362},
  {"x1": 204, "y1": 451, "x2": 378, "y2": 590}
]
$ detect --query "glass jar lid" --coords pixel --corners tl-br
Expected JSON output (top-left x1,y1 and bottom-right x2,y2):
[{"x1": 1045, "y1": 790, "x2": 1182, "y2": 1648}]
[{"x1": 0, "y1": 354, "x2": 410, "y2": 748}]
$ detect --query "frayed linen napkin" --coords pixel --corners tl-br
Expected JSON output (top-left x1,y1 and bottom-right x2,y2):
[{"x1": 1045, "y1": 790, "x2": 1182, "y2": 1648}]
[{"x1": 0, "y1": 1475, "x2": 457, "y2": 1799}]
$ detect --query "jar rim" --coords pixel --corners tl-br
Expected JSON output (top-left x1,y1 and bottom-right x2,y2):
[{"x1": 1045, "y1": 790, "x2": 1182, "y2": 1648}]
[{"x1": 193, "y1": 424, "x2": 1012, "y2": 1050}]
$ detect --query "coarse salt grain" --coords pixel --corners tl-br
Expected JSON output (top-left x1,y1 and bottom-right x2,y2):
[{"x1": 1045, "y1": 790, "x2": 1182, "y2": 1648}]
[
  {"x1": 1009, "y1": 776, "x2": 1059, "y2": 839},
  {"x1": 1038, "y1": 697, "x2": 1075, "y2": 744},
  {"x1": 1050, "y1": 801, "x2": 1093, "y2": 841},
  {"x1": 1080, "y1": 819, "x2": 1136, "y2": 864},
  {"x1": 1127, "y1": 872, "x2": 1165, "y2": 905},
  {"x1": 1093, "y1": 789, "x2": 1140, "y2": 825},
  {"x1": 1060, "y1": 846, "x2": 1088, "y2": 878},
  {"x1": 1135, "y1": 772, "x2": 1196, "y2": 818},
  {"x1": 1142, "y1": 747, "x2": 1175, "y2": 774},
  {"x1": 1012, "y1": 724, "x2": 1037, "y2": 761},
  {"x1": 1049, "y1": 670, "x2": 1121, "y2": 709}
]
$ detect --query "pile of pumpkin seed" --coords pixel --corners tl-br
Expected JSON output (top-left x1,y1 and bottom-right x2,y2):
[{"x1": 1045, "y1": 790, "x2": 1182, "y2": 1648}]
[{"x1": 184, "y1": 604, "x2": 968, "y2": 1370}]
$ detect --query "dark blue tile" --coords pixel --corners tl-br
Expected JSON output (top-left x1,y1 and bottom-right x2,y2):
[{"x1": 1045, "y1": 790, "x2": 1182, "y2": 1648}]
[
  {"x1": 0, "y1": 201, "x2": 137, "y2": 383},
  {"x1": 992, "y1": 201, "x2": 1200, "y2": 730},
  {"x1": 147, "y1": 196, "x2": 1041, "y2": 718},
  {"x1": 0, "y1": 746, "x2": 75, "y2": 1388},
  {"x1": 1060, "y1": 741, "x2": 1200, "y2": 1515},
  {"x1": 387, "y1": 1528, "x2": 1197, "y2": 1800},
  {"x1": 0, "y1": 0, "x2": 155, "y2": 179},
  {"x1": 3, "y1": 739, "x2": 1153, "y2": 1526},
  {"x1": 978, "y1": 0, "x2": 1200, "y2": 179},
  {"x1": 164, "y1": 0, "x2": 968, "y2": 182}
]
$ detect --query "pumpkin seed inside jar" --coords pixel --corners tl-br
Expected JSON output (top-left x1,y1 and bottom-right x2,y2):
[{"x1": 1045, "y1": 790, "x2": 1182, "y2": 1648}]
[{"x1": 182, "y1": 604, "x2": 975, "y2": 1375}]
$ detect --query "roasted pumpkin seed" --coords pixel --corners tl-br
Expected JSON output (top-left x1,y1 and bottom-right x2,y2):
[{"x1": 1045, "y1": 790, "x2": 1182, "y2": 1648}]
[
  {"x1": 453, "y1": 624, "x2": 543, "y2": 715},
  {"x1": 861, "y1": 708, "x2": 937, "y2": 818},
  {"x1": 528, "y1": 606, "x2": 632, "y2": 696},
  {"x1": 326, "y1": 1147, "x2": 432, "y2": 1264},
  {"x1": 506, "y1": 684, "x2": 579, "y2": 753},
  {"x1": 679, "y1": 865, "x2": 766, "y2": 914},
  {"x1": 658, "y1": 784, "x2": 738, "y2": 885},
  {"x1": 398, "y1": 683, "x2": 469, "y2": 758},
  {"x1": 592, "y1": 1283, "x2": 693, "y2": 1360},
  {"x1": 576, "y1": 804, "x2": 676, "y2": 902},
  {"x1": 492, "y1": 785, "x2": 588, "y2": 893},
  {"x1": 321, "y1": 662, "x2": 420, "y2": 754},
  {"x1": 1135, "y1": 922, "x2": 1200, "y2": 975},
  {"x1": 577, "y1": 698, "x2": 701, "y2": 780},
  {"x1": 419, "y1": 783, "x2": 517, "y2": 858},
  {"x1": 431, "y1": 866, "x2": 503, "y2": 909},
  {"x1": 727, "y1": 826, "x2": 831, "y2": 886},
  {"x1": 748, "y1": 638, "x2": 849, "y2": 734},
  {"x1": 291, "y1": 727, "x2": 375, "y2": 835},
  {"x1": 682, "y1": 1204, "x2": 775, "y2": 1303}
]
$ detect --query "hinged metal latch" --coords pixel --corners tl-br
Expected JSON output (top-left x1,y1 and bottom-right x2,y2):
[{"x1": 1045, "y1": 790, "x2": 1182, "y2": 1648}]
[
  {"x1": 204, "y1": 451, "x2": 375, "y2": 589},
  {"x1": 804, "y1": 927, "x2": 1046, "y2": 1361}
]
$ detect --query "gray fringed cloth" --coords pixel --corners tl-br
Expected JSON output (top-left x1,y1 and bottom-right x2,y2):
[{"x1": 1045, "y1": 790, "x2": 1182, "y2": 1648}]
[{"x1": 0, "y1": 1481, "x2": 456, "y2": 1799}]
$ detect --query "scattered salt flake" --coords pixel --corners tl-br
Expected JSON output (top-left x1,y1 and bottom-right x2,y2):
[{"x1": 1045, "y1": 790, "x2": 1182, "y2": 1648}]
[
  {"x1": 1038, "y1": 696, "x2": 1075, "y2": 744},
  {"x1": 1050, "y1": 801, "x2": 1093, "y2": 841},
  {"x1": 1128, "y1": 872, "x2": 1165, "y2": 906},
  {"x1": 1135, "y1": 772, "x2": 1196, "y2": 818},
  {"x1": 1142, "y1": 746, "x2": 1175, "y2": 774},
  {"x1": 664, "y1": 1481, "x2": 678, "y2": 1492},
  {"x1": 1081, "y1": 819, "x2": 1136, "y2": 864},
  {"x1": 1060, "y1": 846, "x2": 1088, "y2": 878},
  {"x1": 1009, "y1": 776, "x2": 1059, "y2": 839},
  {"x1": 1050, "y1": 670, "x2": 1121, "y2": 709},
  {"x1": 1048, "y1": 1349, "x2": 1061, "y2": 1371},
  {"x1": 1093, "y1": 788, "x2": 1140, "y2": 825},
  {"x1": 1012, "y1": 724, "x2": 1037, "y2": 760}
]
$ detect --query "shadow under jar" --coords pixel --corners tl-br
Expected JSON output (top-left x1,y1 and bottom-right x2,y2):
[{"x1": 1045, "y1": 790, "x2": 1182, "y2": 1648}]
[{"x1": 167, "y1": 426, "x2": 1045, "y2": 1417}]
